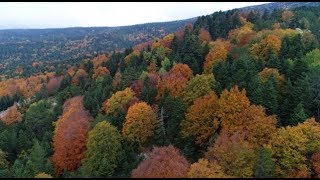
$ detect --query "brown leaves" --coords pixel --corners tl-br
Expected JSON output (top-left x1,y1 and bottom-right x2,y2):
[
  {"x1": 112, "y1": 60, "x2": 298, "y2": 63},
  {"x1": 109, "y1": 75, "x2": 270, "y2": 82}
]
[
  {"x1": 51, "y1": 96, "x2": 92, "y2": 175},
  {"x1": 198, "y1": 28, "x2": 212, "y2": 42},
  {"x1": 131, "y1": 145, "x2": 190, "y2": 178},
  {"x1": 46, "y1": 76, "x2": 63, "y2": 95},
  {"x1": 92, "y1": 66, "x2": 110, "y2": 79},
  {"x1": 169, "y1": 63, "x2": 193, "y2": 80},
  {"x1": 92, "y1": 54, "x2": 108, "y2": 68},
  {"x1": 156, "y1": 63, "x2": 193, "y2": 100},
  {"x1": 182, "y1": 86, "x2": 253, "y2": 147},
  {"x1": 312, "y1": 153, "x2": 320, "y2": 178},
  {"x1": 220, "y1": 105, "x2": 277, "y2": 147},
  {"x1": 181, "y1": 92, "x2": 219, "y2": 146},
  {"x1": 71, "y1": 69, "x2": 88, "y2": 85},
  {"x1": 205, "y1": 132, "x2": 256, "y2": 178}
]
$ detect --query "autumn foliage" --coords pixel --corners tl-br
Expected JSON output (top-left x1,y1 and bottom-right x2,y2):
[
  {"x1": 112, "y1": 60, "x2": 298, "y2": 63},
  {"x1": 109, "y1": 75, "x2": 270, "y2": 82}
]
[
  {"x1": 46, "y1": 76, "x2": 63, "y2": 95},
  {"x1": 182, "y1": 86, "x2": 253, "y2": 146},
  {"x1": 250, "y1": 34, "x2": 281, "y2": 60},
  {"x1": 0, "y1": 103, "x2": 22, "y2": 125},
  {"x1": 156, "y1": 63, "x2": 193, "y2": 100},
  {"x1": 101, "y1": 87, "x2": 138, "y2": 115},
  {"x1": 92, "y1": 54, "x2": 108, "y2": 68},
  {"x1": 312, "y1": 153, "x2": 320, "y2": 178},
  {"x1": 220, "y1": 105, "x2": 277, "y2": 147},
  {"x1": 181, "y1": 92, "x2": 219, "y2": 145},
  {"x1": 169, "y1": 63, "x2": 194, "y2": 80},
  {"x1": 131, "y1": 145, "x2": 190, "y2": 178},
  {"x1": 205, "y1": 132, "x2": 256, "y2": 178},
  {"x1": 258, "y1": 67, "x2": 285, "y2": 86},
  {"x1": 198, "y1": 28, "x2": 212, "y2": 42},
  {"x1": 270, "y1": 118, "x2": 320, "y2": 178},
  {"x1": 71, "y1": 69, "x2": 88, "y2": 85},
  {"x1": 51, "y1": 96, "x2": 92, "y2": 175},
  {"x1": 122, "y1": 102, "x2": 157, "y2": 145},
  {"x1": 204, "y1": 40, "x2": 232, "y2": 73},
  {"x1": 0, "y1": 73, "x2": 54, "y2": 98},
  {"x1": 92, "y1": 66, "x2": 110, "y2": 79},
  {"x1": 188, "y1": 158, "x2": 231, "y2": 178}
]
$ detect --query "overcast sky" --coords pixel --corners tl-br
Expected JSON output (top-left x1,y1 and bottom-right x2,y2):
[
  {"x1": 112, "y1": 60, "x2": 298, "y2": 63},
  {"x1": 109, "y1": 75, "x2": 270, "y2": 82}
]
[{"x1": 0, "y1": 2, "x2": 270, "y2": 29}]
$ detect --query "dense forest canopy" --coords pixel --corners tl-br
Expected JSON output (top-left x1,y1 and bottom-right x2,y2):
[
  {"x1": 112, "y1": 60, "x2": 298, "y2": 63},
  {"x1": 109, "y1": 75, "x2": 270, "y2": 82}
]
[{"x1": 0, "y1": 2, "x2": 320, "y2": 178}]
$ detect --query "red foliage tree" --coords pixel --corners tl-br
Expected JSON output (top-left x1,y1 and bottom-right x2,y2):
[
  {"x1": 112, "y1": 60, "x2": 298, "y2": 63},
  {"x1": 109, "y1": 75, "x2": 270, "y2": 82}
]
[
  {"x1": 131, "y1": 145, "x2": 190, "y2": 178},
  {"x1": 50, "y1": 96, "x2": 92, "y2": 175},
  {"x1": 46, "y1": 76, "x2": 63, "y2": 95}
]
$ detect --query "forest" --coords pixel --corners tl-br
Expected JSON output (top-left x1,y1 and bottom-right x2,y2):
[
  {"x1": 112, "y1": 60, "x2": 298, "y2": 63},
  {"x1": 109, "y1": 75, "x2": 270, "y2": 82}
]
[
  {"x1": 0, "y1": 18, "x2": 195, "y2": 79},
  {"x1": 0, "y1": 3, "x2": 320, "y2": 178}
]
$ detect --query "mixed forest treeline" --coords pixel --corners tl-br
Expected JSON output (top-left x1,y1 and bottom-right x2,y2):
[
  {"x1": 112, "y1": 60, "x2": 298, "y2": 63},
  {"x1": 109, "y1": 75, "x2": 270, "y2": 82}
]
[{"x1": 0, "y1": 4, "x2": 320, "y2": 178}]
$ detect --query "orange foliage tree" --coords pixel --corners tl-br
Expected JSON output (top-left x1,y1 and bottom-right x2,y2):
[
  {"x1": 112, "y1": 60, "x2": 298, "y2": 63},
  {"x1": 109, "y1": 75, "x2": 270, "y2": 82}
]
[
  {"x1": 71, "y1": 69, "x2": 88, "y2": 85},
  {"x1": 181, "y1": 92, "x2": 219, "y2": 146},
  {"x1": 258, "y1": 68, "x2": 284, "y2": 83},
  {"x1": 220, "y1": 105, "x2": 277, "y2": 147},
  {"x1": 218, "y1": 86, "x2": 251, "y2": 126},
  {"x1": 228, "y1": 19, "x2": 255, "y2": 46},
  {"x1": 182, "y1": 86, "x2": 253, "y2": 147},
  {"x1": 250, "y1": 34, "x2": 281, "y2": 61},
  {"x1": 205, "y1": 132, "x2": 256, "y2": 178},
  {"x1": 169, "y1": 63, "x2": 194, "y2": 80},
  {"x1": 198, "y1": 28, "x2": 212, "y2": 43},
  {"x1": 282, "y1": 10, "x2": 294, "y2": 27},
  {"x1": 203, "y1": 40, "x2": 232, "y2": 73},
  {"x1": 131, "y1": 145, "x2": 190, "y2": 178},
  {"x1": 46, "y1": 76, "x2": 63, "y2": 95},
  {"x1": 50, "y1": 96, "x2": 92, "y2": 175},
  {"x1": 156, "y1": 63, "x2": 193, "y2": 100},
  {"x1": 122, "y1": 102, "x2": 157, "y2": 145},
  {"x1": 0, "y1": 103, "x2": 22, "y2": 125},
  {"x1": 187, "y1": 158, "x2": 231, "y2": 178},
  {"x1": 67, "y1": 66, "x2": 77, "y2": 77},
  {"x1": 92, "y1": 66, "x2": 110, "y2": 79},
  {"x1": 92, "y1": 54, "x2": 108, "y2": 68},
  {"x1": 161, "y1": 33, "x2": 174, "y2": 48}
]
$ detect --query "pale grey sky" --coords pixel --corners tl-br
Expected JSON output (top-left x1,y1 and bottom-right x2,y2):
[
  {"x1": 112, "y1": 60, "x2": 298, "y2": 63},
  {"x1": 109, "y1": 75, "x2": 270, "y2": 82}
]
[{"x1": 0, "y1": 2, "x2": 270, "y2": 29}]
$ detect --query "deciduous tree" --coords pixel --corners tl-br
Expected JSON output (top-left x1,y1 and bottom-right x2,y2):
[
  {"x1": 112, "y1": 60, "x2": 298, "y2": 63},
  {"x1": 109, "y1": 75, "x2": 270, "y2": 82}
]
[{"x1": 131, "y1": 145, "x2": 190, "y2": 178}]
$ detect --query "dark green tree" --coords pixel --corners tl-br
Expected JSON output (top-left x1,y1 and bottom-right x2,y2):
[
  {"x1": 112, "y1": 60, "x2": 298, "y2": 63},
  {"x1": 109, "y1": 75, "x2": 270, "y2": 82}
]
[{"x1": 254, "y1": 147, "x2": 275, "y2": 178}]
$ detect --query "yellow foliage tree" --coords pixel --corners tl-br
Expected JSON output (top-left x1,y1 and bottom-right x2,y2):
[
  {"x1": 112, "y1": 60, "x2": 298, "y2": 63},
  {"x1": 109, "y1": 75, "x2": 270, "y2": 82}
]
[
  {"x1": 205, "y1": 132, "x2": 256, "y2": 178},
  {"x1": 122, "y1": 102, "x2": 157, "y2": 145},
  {"x1": 270, "y1": 118, "x2": 320, "y2": 177},
  {"x1": 101, "y1": 87, "x2": 137, "y2": 115},
  {"x1": 217, "y1": 86, "x2": 251, "y2": 124},
  {"x1": 180, "y1": 73, "x2": 215, "y2": 105},
  {"x1": 34, "y1": 172, "x2": 53, "y2": 178},
  {"x1": 187, "y1": 158, "x2": 231, "y2": 178}
]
